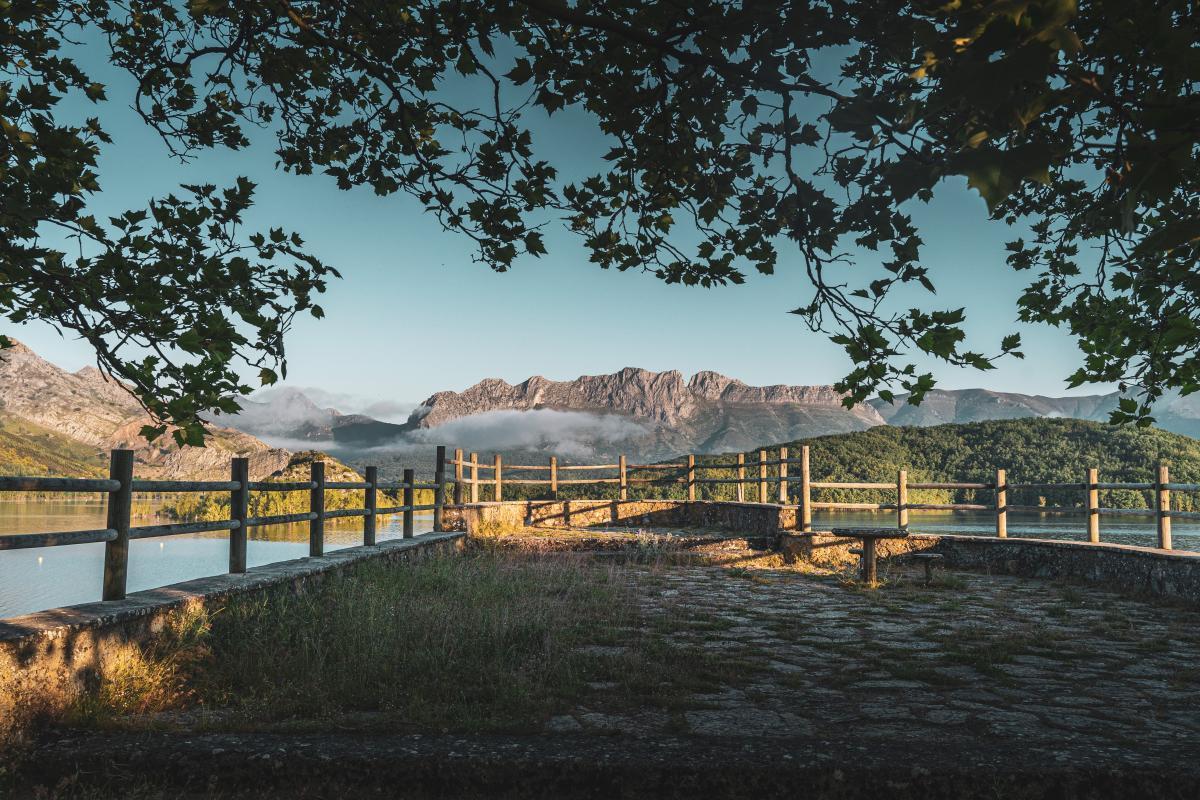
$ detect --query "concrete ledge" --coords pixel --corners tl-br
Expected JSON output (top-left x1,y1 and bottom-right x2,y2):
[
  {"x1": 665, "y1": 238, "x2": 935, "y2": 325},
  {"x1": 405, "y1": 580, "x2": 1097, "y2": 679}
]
[{"x1": 1, "y1": 532, "x2": 465, "y2": 691}]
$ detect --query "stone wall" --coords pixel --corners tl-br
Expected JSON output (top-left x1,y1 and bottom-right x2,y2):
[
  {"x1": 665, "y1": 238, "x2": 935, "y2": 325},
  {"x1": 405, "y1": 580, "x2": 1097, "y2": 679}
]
[
  {"x1": 443, "y1": 499, "x2": 792, "y2": 536},
  {"x1": 446, "y1": 500, "x2": 1200, "y2": 603},
  {"x1": 781, "y1": 530, "x2": 1200, "y2": 604},
  {"x1": 0, "y1": 533, "x2": 464, "y2": 705}
]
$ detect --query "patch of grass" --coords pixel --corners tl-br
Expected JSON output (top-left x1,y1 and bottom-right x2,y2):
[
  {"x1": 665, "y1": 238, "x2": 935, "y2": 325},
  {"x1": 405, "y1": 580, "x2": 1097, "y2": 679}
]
[
  {"x1": 71, "y1": 605, "x2": 213, "y2": 725},
  {"x1": 189, "y1": 551, "x2": 640, "y2": 731},
  {"x1": 926, "y1": 572, "x2": 968, "y2": 591},
  {"x1": 1, "y1": 604, "x2": 212, "y2": 754},
  {"x1": 10, "y1": 551, "x2": 791, "y2": 743},
  {"x1": 1059, "y1": 586, "x2": 1087, "y2": 605},
  {"x1": 723, "y1": 566, "x2": 773, "y2": 585},
  {"x1": 934, "y1": 624, "x2": 1062, "y2": 678}
]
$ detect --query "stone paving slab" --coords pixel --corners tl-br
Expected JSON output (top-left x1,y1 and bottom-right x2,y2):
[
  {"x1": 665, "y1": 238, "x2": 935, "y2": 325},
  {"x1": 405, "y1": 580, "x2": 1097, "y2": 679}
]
[
  {"x1": 529, "y1": 547, "x2": 1200, "y2": 762},
  {"x1": 14, "y1": 531, "x2": 1200, "y2": 797}
]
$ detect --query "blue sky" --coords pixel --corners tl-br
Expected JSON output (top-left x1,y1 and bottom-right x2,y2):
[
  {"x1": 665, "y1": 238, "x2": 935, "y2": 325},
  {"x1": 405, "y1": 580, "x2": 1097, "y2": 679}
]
[{"x1": 16, "y1": 36, "x2": 1104, "y2": 409}]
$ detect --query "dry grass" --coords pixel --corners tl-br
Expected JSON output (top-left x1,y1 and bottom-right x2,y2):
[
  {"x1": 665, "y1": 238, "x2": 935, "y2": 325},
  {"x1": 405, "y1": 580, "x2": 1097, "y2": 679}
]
[
  {"x1": 1, "y1": 606, "x2": 212, "y2": 755},
  {"x1": 188, "y1": 549, "x2": 643, "y2": 731}
]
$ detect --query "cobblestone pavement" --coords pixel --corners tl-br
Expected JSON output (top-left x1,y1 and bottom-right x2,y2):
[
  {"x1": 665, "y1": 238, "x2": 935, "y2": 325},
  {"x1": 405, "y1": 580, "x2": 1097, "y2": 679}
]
[
  {"x1": 17, "y1": 530, "x2": 1200, "y2": 797},
  {"x1": 537, "y1": 537, "x2": 1200, "y2": 762}
]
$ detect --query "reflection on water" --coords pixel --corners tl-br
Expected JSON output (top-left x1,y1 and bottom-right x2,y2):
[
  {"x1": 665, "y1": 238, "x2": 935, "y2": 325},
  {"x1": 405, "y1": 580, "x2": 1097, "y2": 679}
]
[
  {"x1": 0, "y1": 499, "x2": 434, "y2": 619},
  {"x1": 3, "y1": 501, "x2": 1198, "y2": 620}
]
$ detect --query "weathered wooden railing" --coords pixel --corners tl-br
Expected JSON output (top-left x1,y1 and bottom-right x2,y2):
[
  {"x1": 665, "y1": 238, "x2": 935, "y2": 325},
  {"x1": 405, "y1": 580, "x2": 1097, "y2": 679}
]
[
  {"x1": 446, "y1": 446, "x2": 1193, "y2": 550},
  {"x1": 0, "y1": 446, "x2": 450, "y2": 601}
]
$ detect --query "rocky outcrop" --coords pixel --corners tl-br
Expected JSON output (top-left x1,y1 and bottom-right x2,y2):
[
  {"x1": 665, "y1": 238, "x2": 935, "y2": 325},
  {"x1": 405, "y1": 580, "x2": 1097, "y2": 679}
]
[
  {"x1": 0, "y1": 340, "x2": 290, "y2": 479},
  {"x1": 413, "y1": 367, "x2": 885, "y2": 431},
  {"x1": 383, "y1": 368, "x2": 886, "y2": 463}
]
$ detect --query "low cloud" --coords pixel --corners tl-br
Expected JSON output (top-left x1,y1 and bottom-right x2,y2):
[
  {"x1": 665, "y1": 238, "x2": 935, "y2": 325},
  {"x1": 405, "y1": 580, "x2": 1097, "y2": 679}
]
[
  {"x1": 379, "y1": 409, "x2": 649, "y2": 459},
  {"x1": 250, "y1": 386, "x2": 419, "y2": 424}
]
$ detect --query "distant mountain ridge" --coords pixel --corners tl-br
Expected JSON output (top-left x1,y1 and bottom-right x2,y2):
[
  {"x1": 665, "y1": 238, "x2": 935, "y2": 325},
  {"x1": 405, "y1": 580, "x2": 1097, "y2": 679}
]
[
  {"x1": 213, "y1": 367, "x2": 1200, "y2": 469},
  {"x1": 868, "y1": 388, "x2": 1122, "y2": 427},
  {"x1": 414, "y1": 368, "x2": 883, "y2": 429},
  {"x1": 399, "y1": 367, "x2": 886, "y2": 461},
  {"x1": 0, "y1": 340, "x2": 291, "y2": 479},
  {"x1": 13, "y1": 333, "x2": 1200, "y2": 481},
  {"x1": 869, "y1": 388, "x2": 1200, "y2": 438}
]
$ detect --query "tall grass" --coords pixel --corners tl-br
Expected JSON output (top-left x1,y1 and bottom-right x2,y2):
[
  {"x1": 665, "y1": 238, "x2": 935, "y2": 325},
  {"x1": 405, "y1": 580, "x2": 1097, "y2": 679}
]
[
  {"x1": 3, "y1": 547, "x2": 766, "y2": 747},
  {"x1": 192, "y1": 549, "x2": 638, "y2": 730}
]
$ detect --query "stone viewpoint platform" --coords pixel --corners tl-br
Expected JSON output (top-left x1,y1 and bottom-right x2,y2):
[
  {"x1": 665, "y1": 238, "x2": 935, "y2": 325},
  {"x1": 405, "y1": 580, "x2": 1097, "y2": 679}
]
[{"x1": 13, "y1": 525, "x2": 1200, "y2": 799}]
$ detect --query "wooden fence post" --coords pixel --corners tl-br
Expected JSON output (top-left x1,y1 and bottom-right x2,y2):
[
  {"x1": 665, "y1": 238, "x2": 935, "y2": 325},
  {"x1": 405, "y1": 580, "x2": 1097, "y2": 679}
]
[
  {"x1": 453, "y1": 448, "x2": 464, "y2": 505},
  {"x1": 897, "y1": 469, "x2": 908, "y2": 530},
  {"x1": 1086, "y1": 467, "x2": 1099, "y2": 543},
  {"x1": 403, "y1": 468, "x2": 415, "y2": 538},
  {"x1": 494, "y1": 454, "x2": 503, "y2": 502},
  {"x1": 995, "y1": 468, "x2": 1007, "y2": 539},
  {"x1": 687, "y1": 455, "x2": 696, "y2": 501},
  {"x1": 470, "y1": 452, "x2": 479, "y2": 504},
  {"x1": 1157, "y1": 462, "x2": 1172, "y2": 550},
  {"x1": 364, "y1": 466, "x2": 378, "y2": 546},
  {"x1": 619, "y1": 455, "x2": 628, "y2": 501},
  {"x1": 758, "y1": 450, "x2": 767, "y2": 503},
  {"x1": 310, "y1": 460, "x2": 325, "y2": 556},
  {"x1": 779, "y1": 447, "x2": 789, "y2": 505},
  {"x1": 101, "y1": 449, "x2": 134, "y2": 601},
  {"x1": 550, "y1": 456, "x2": 558, "y2": 500},
  {"x1": 230, "y1": 457, "x2": 249, "y2": 572},
  {"x1": 800, "y1": 445, "x2": 812, "y2": 532},
  {"x1": 433, "y1": 445, "x2": 446, "y2": 532},
  {"x1": 736, "y1": 453, "x2": 745, "y2": 502}
]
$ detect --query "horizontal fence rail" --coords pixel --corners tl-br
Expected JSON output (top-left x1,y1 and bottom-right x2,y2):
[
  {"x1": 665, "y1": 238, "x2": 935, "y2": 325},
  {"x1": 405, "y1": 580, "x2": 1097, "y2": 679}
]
[
  {"x1": 0, "y1": 446, "x2": 452, "y2": 603},
  {"x1": 5, "y1": 442, "x2": 1196, "y2": 608},
  {"x1": 444, "y1": 446, "x2": 1192, "y2": 552}
]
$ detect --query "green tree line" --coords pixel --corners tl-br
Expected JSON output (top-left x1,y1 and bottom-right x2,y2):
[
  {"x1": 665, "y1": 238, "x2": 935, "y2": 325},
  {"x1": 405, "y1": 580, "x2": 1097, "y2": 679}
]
[{"x1": 492, "y1": 419, "x2": 1200, "y2": 512}]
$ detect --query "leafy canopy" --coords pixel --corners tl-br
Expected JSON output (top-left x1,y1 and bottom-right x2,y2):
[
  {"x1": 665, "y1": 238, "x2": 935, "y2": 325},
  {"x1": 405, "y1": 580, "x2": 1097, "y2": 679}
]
[{"x1": 3, "y1": 0, "x2": 1198, "y2": 440}]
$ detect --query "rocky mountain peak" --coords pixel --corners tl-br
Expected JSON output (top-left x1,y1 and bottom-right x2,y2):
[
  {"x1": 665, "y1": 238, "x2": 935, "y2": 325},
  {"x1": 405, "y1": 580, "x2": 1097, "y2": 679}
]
[
  {"x1": 687, "y1": 370, "x2": 744, "y2": 400},
  {"x1": 409, "y1": 367, "x2": 879, "y2": 431},
  {"x1": 0, "y1": 339, "x2": 289, "y2": 479}
]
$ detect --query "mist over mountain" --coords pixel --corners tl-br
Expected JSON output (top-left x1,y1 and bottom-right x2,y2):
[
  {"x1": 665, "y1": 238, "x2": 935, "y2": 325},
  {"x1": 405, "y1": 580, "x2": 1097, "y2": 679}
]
[
  {"x1": 215, "y1": 369, "x2": 1200, "y2": 476},
  {"x1": 8, "y1": 336, "x2": 1200, "y2": 481},
  {"x1": 227, "y1": 367, "x2": 891, "y2": 470}
]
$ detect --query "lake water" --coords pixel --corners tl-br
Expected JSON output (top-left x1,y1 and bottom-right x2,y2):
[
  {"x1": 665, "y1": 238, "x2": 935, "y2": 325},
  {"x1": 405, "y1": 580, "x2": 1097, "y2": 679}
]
[
  {"x1": 0, "y1": 499, "x2": 434, "y2": 619},
  {"x1": 2, "y1": 502, "x2": 1198, "y2": 620}
]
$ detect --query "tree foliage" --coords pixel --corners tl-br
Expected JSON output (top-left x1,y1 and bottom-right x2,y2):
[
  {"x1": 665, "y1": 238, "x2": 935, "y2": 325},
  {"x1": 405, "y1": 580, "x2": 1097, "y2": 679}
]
[{"x1": 3, "y1": 1, "x2": 1198, "y2": 436}]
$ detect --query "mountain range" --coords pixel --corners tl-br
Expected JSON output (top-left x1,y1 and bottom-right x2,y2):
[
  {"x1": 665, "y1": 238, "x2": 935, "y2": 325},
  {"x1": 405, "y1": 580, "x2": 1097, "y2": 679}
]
[
  {"x1": 215, "y1": 366, "x2": 1200, "y2": 468},
  {"x1": 0, "y1": 340, "x2": 291, "y2": 480},
  {"x1": 8, "y1": 336, "x2": 1200, "y2": 478}
]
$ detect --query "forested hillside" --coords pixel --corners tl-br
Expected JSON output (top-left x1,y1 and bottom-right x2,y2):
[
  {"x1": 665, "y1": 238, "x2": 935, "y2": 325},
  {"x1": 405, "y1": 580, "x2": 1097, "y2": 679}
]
[
  {"x1": 501, "y1": 419, "x2": 1200, "y2": 511},
  {"x1": 161, "y1": 451, "x2": 435, "y2": 522},
  {"x1": 0, "y1": 416, "x2": 105, "y2": 477}
]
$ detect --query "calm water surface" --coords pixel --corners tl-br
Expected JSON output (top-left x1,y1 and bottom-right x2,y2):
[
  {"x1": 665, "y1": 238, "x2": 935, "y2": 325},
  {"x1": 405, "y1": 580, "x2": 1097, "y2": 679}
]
[
  {"x1": 0, "y1": 499, "x2": 434, "y2": 618},
  {"x1": 3, "y1": 502, "x2": 1198, "y2": 619}
]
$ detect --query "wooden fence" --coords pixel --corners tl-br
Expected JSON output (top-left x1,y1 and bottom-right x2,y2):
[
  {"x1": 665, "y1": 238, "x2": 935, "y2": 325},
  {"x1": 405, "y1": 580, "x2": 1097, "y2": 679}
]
[
  {"x1": 0, "y1": 447, "x2": 450, "y2": 602},
  {"x1": 3, "y1": 442, "x2": 1196, "y2": 607},
  {"x1": 446, "y1": 446, "x2": 1196, "y2": 551}
]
